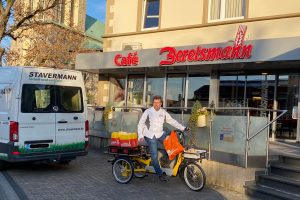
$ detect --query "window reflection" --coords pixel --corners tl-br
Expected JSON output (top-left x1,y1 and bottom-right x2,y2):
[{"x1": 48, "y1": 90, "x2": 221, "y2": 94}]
[
  {"x1": 127, "y1": 75, "x2": 144, "y2": 107},
  {"x1": 246, "y1": 75, "x2": 275, "y2": 110},
  {"x1": 187, "y1": 75, "x2": 210, "y2": 107},
  {"x1": 146, "y1": 75, "x2": 164, "y2": 107},
  {"x1": 219, "y1": 74, "x2": 276, "y2": 116},
  {"x1": 109, "y1": 75, "x2": 126, "y2": 107},
  {"x1": 166, "y1": 74, "x2": 185, "y2": 107},
  {"x1": 143, "y1": 0, "x2": 160, "y2": 29},
  {"x1": 219, "y1": 75, "x2": 246, "y2": 107},
  {"x1": 276, "y1": 74, "x2": 299, "y2": 139}
]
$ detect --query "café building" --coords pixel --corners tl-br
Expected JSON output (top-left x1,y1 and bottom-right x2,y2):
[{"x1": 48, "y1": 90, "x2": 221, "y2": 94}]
[{"x1": 76, "y1": 0, "x2": 300, "y2": 142}]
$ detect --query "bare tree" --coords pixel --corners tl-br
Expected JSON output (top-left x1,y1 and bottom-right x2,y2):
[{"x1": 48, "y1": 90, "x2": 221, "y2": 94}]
[
  {"x1": 0, "y1": 0, "x2": 64, "y2": 65},
  {"x1": 7, "y1": 23, "x2": 84, "y2": 68}
]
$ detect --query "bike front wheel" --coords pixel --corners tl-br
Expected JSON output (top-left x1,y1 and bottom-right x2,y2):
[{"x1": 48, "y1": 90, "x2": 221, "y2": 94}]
[
  {"x1": 183, "y1": 163, "x2": 206, "y2": 191},
  {"x1": 112, "y1": 157, "x2": 134, "y2": 184}
]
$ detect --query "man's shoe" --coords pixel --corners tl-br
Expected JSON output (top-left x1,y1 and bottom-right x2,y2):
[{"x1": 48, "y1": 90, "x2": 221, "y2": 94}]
[{"x1": 159, "y1": 173, "x2": 169, "y2": 182}]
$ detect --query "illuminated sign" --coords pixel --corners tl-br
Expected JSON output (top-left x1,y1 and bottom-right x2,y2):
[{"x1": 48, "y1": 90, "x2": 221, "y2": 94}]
[
  {"x1": 114, "y1": 52, "x2": 139, "y2": 66},
  {"x1": 159, "y1": 25, "x2": 252, "y2": 66}
]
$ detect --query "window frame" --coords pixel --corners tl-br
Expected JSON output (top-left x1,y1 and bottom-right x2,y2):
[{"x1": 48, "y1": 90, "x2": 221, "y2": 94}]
[
  {"x1": 141, "y1": 0, "x2": 160, "y2": 31},
  {"x1": 208, "y1": 0, "x2": 245, "y2": 23}
]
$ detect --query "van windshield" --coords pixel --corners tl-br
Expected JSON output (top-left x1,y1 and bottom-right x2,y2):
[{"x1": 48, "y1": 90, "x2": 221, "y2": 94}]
[
  {"x1": 0, "y1": 84, "x2": 12, "y2": 112},
  {"x1": 21, "y1": 84, "x2": 83, "y2": 113}
]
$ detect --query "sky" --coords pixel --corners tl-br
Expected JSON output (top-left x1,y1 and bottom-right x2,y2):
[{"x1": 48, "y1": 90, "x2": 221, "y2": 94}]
[{"x1": 86, "y1": 0, "x2": 106, "y2": 23}]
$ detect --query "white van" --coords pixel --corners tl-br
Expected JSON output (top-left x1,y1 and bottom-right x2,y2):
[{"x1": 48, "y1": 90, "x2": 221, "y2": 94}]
[{"x1": 0, "y1": 66, "x2": 89, "y2": 169}]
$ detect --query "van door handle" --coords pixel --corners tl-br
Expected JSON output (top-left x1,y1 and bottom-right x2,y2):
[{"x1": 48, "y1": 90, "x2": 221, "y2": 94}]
[
  {"x1": 58, "y1": 120, "x2": 68, "y2": 123},
  {"x1": 73, "y1": 116, "x2": 78, "y2": 120},
  {"x1": 32, "y1": 117, "x2": 36, "y2": 120}
]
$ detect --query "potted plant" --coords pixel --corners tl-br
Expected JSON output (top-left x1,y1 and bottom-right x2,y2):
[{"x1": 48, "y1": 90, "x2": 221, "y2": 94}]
[
  {"x1": 188, "y1": 101, "x2": 208, "y2": 128},
  {"x1": 197, "y1": 107, "x2": 208, "y2": 127},
  {"x1": 187, "y1": 101, "x2": 208, "y2": 147}
]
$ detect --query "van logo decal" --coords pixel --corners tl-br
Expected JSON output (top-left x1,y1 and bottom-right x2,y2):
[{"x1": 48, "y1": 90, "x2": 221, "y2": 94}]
[
  {"x1": 0, "y1": 88, "x2": 12, "y2": 95},
  {"x1": 29, "y1": 72, "x2": 77, "y2": 81}
]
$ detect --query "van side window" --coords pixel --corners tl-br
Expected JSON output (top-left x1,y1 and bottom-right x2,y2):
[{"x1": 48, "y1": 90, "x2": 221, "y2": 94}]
[
  {"x1": 57, "y1": 86, "x2": 83, "y2": 113},
  {"x1": 21, "y1": 84, "x2": 55, "y2": 113}
]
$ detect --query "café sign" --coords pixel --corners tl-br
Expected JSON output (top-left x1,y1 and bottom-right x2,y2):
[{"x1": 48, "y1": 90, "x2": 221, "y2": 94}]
[{"x1": 159, "y1": 25, "x2": 252, "y2": 66}]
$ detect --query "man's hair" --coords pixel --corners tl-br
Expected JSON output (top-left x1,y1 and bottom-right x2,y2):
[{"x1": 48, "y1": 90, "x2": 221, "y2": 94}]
[{"x1": 152, "y1": 95, "x2": 163, "y2": 103}]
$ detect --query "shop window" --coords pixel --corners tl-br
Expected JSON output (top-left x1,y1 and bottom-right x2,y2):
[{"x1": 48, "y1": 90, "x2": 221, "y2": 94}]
[
  {"x1": 166, "y1": 74, "x2": 185, "y2": 108},
  {"x1": 109, "y1": 75, "x2": 126, "y2": 107},
  {"x1": 209, "y1": 0, "x2": 245, "y2": 22},
  {"x1": 219, "y1": 74, "x2": 276, "y2": 116},
  {"x1": 142, "y1": 0, "x2": 160, "y2": 29},
  {"x1": 246, "y1": 75, "x2": 275, "y2": 111},
  {"x1": 219, "y1": 75, "x2": 246, "y2": 108},
  {"x1": 187, "y1": 75, "x2": 210, "y2": 107},
  {"x1": 146, "y1": 75, "x2": 164, "y2": 107},
  {"x1": 127, "y1": 75, "x2": 144, "y2": 107},
  {"x1": 276, "y1": 74, "x2": 299, "y2": 140}
]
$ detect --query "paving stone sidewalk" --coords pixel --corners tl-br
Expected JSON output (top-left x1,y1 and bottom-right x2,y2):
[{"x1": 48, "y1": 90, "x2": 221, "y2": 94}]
[{"x1": 2, "y1": 149, "x2": 255, "y2": 200}]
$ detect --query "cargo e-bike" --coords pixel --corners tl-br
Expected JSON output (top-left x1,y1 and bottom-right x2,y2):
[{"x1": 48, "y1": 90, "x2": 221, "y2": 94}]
[{"x1": 106, "y1": 130, "x2": 207, "y2": 191}]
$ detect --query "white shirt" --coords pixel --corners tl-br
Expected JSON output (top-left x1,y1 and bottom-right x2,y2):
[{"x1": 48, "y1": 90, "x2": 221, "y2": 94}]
[{"x1": 138, "y1": 107, "x2": 185, "y2": 139}]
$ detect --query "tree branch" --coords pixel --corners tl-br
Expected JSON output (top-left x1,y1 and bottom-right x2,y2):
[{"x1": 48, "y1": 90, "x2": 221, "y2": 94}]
[{"x1": 8, "y1": 0, "x2": 59, "y2": 36}]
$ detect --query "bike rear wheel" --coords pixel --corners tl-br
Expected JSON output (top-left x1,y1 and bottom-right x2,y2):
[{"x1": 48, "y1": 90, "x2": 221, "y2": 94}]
[
  {"x1": 112, "y1": 157, "x2": 134, "y2": 184},
  {"x1": 183, "y1": 163, "x2": 206, "y2": 191}
]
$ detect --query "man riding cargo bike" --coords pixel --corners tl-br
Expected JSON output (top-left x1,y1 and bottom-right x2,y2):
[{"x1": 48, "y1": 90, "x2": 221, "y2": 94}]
[{"x1": 106, "y1": 95, "x2": 207, "y2": 191}]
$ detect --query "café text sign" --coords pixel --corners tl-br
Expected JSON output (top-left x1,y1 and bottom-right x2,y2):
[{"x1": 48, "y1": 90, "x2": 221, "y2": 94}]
[
  {"x1": 114, "y1": 52, "x2": 139, "y2": 66},
  {"x1": 160, "y1": 25, "x2": 252, "y2": 66},
  {"x1": 159, "y1": 45, "x2": 253, "y2": 66}
]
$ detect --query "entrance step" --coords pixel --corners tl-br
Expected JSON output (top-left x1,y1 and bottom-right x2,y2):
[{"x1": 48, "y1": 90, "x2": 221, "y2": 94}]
[
  {"x1": 245, "y1": 155, "x2": 300, "y2": 199},
  {"x1": 280, "y1": 155, "x2": 300, "y2": 166},
  {"x1": 269, "y1": 162, "x2": 300, "y2": 180},
  {"x1": 245, "y1": 181, "x2": 300, "y2": 200},
  {"x1": 258, "y1": 174, "x2": 300, "y2": 195}
]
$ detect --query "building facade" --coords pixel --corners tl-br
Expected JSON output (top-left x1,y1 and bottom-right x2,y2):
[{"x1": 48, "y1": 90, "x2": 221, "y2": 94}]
[{"x1": 76, "y1": 0, "x2": 300, "y2": 142}]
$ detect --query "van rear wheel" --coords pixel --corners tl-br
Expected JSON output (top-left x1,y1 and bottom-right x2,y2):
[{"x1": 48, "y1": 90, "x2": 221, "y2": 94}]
[
  {"x1": 0, "y1": 160, "x2": 8, "y2": 171},
  {"x1": 59, "y1": 160, "x2": 72, "y2": 165}
]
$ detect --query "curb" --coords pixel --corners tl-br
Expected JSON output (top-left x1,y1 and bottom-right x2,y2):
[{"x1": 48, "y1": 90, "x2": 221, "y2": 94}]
[{"x1": 0, "y1": 171, "x2": 28, "y2": 200}]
